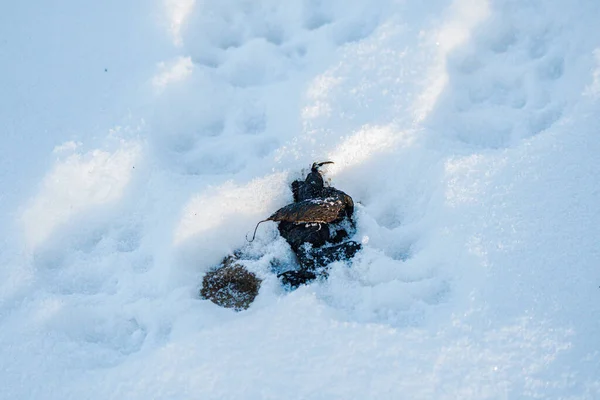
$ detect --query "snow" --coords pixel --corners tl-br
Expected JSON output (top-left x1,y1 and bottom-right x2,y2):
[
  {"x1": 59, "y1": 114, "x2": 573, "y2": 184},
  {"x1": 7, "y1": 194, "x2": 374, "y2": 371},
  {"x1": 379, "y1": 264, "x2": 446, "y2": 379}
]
[{"x1": 1, "y1": 0, "x2": 600, "y2": 398}]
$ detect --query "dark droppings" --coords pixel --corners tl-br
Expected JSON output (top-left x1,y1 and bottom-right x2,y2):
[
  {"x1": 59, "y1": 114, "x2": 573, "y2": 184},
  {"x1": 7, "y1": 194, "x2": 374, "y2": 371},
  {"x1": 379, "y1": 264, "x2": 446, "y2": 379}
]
[
  {"x1": 200, "y1": 162, "x2": 361, "y2": 309},
  {"x1": 200, "y1": 256, "x2": 261, "y2": 311},
  {"x1": 274, "y1": 161, "x2": 360, "y2": 287}
]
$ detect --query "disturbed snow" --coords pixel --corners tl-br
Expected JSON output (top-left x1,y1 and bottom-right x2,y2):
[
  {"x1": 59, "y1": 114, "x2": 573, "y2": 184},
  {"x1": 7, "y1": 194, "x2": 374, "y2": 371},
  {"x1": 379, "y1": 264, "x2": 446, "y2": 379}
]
[{"x1": 1, "y1": 0, "x2": 600, "y2": 398}]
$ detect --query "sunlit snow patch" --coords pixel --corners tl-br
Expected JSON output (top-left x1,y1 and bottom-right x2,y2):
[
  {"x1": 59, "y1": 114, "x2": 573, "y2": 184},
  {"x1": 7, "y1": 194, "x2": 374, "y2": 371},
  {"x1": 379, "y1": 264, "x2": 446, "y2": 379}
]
[
  {"x1": 413, "y1": 0, "x2": 490, "y2": 121},
  {"x1": 21, "y1": 140, "x2": 141, "y2": 249},
  {"x1": 164, "y1": 0, "x2": 196, "y2": 46},
  {"x1": 326, "y1": 125, "x2": 413, "y2": 174},
  {"x1": 173, "y1": 173, "x2": 288, "y2": 246},
  {"x1": 302, "y1": 73, "x2": 344, "y2": 120},
  {"x1": 444, "y1": 154, "x2": 500, "y2": 206},
  {"x1": 152, "y1": 56, "x2": 194, "y2": 92},
  {"x1": 52, "y1": 141, "x2": 82, "y2": 154}
]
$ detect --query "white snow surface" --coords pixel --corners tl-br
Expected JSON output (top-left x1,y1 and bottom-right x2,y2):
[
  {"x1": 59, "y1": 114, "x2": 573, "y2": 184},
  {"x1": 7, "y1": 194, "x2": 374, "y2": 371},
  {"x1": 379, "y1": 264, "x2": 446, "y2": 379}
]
[{"x1": 1, "y1": 0, "x2": 600, "y2": 398}]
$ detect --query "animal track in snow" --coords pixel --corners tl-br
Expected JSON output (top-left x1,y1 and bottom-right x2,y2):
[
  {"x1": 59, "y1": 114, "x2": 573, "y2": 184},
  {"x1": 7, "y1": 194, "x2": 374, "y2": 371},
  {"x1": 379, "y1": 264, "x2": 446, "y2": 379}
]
[
  {"x1": 537, "y1": 56, "x2": 565, "y2": 81},
  {"x1": 528, "y1": 106, "x2": 563, "y2": 136},
  {"x1": 333, "y1": 19, "x2": 379, "y2": 46},
  {"x1": 302, "y1": 0, "x2": 334, "y2": 30},
  {"x1": 374, "y1": 208, "x2": 403, "y2": 230},
  {"x1": 317, "y1": 250, "x2": 451, "y2": 328},
  {"x1": 528, "y1": 31, "x2": 551, "y2": 59},
  {"x1": 262, "y1": 26, "x2": 286, "y2": 46},
  {"x1": 202, "y1": 120, "x2": 226, "y2": 137},
  {"x1": 191, "y1": 54, "x2": 221, "y2": 69},
  {"x1": 430, "y1": 12, "x2": 571, "y2": 147},
  {"x1": 488, "y1": 29, "x2": 517, "y2": 54},
  {"x1": 153, "y1": 0, "x2": 389, "y2": 178},
  {"x1": 303, "y1": 13, "x2": 332, "y2": 31}
]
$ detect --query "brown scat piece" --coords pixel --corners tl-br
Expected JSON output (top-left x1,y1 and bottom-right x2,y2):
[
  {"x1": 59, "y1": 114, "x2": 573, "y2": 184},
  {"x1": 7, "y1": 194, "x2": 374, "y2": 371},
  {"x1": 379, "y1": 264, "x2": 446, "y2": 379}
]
[
  {"x1": 200, "y1": 257, "x2": 262, "y2": 311},
  {"x1": 247, "y1": 196, "x2": 347, "y2": 243},
  {"x1": 322, "y1": 188, "x2": 354, "y2": 218},
  {"x1": 296, "y1": 240, "x2": 362, "y2": 271},
  {"x1": 278, "y1": 220, "x2": 331, "y2": 252},
  {"x1": 268, "y1": 197, "x2": 347, "y2": 225},
  {"x1": 291, "y1": 180, "x2": 302, "y2": 203},
  {"x1": 278, "y1": 269, "x2": 318, "y2": 289}
]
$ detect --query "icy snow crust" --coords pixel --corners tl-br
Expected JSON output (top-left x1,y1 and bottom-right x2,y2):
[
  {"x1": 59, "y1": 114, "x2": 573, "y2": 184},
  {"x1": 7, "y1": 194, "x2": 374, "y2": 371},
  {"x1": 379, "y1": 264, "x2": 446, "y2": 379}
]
[{"x1": 1, "y1": 0, "x2": 600, "y2": 398}]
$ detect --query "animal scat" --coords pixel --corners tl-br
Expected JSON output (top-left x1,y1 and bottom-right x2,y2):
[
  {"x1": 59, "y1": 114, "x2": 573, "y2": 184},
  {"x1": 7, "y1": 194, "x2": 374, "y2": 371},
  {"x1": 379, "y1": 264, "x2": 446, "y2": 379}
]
[{"x1": 200, "y1": 257, "x2": 262, "y2": 311}]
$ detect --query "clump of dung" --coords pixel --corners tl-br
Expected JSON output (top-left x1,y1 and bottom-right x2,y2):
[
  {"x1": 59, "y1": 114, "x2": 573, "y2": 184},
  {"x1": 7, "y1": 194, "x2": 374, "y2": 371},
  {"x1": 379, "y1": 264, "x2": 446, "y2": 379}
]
[{"x1": 200, "y1": 256, "x2": 261, "y2": 311}]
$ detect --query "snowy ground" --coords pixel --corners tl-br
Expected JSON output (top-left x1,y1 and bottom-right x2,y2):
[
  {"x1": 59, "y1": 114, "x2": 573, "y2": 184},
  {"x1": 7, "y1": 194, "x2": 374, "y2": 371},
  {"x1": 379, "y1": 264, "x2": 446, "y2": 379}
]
[{"x1": 1, "y1": 0, "x2": 600, "y2": 398}]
